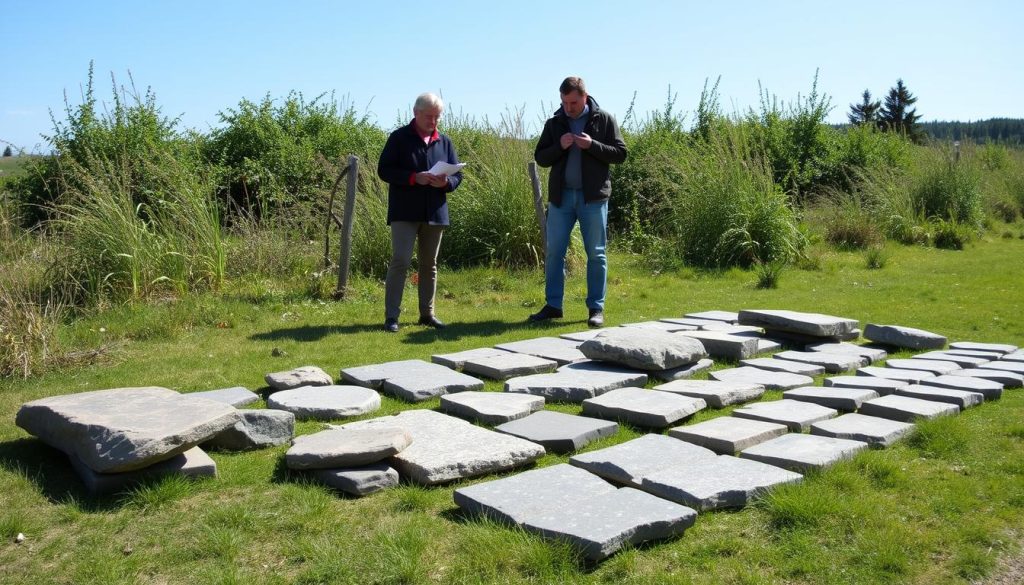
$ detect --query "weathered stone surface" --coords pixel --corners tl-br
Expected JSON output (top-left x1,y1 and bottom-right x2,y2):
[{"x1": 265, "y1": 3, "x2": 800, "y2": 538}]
[
  {"x1": 461, "y1": 352, "x2": 558, "y2": 380},
  {"x1": 560, "y1": 329, "x2": 614, "y2": 342},
  {"x1": 204, "y1": 409, "x2": 294, "y2": 451},
  {"x1": 919, "y1": 374, "x2": 1003, "y2": 400},
  {"x1": 340, "y1": 359, "x2": 452, "y2": 389},
  {"x1": 731, "y1": 399, "x2": 838, "y2": 432},
  {"x1": 668, "y1": 417, "x2": 788, "y2": 454},
  {"x1": 948, "y1": 341, "x2": 1017, "y2": 354},
  {"x1": 582, "y1": 388, "x2": 706, "y2": 428},
  {"x1": 895, "y1": 385, "x2": 984, "y2": 410},
  {"x1": 740, "y1": 433, "x2": 869, "y2": 473},
  {"x1": 738, "y1": 309, "x2": 859, "y2": 338},
  {"x1": 381, "y1": 370, "x2": 484, "y2": 402},
  {"x1": 772, "y1": 350, "x2": 867, "y2": 373},
  {"x1": 495, "y1": 411, "x2": 617, "y2": 454},
  {"x1": 884, "y1": 358, "x2": 961, "y2": 375},
  {"x1": 782, "y1": 387, "x2": 878, "y2": 411},
  {"x1": 454, "y1": 463, "x2": 698, "y2": 561},
  {"x1": 286, "y1": 426, "x2": 413, "y2": 470},
  {"x1": 337, "y1": 410, "x2": 544, "y2": 485},
  {"x1": 267, "y1": 385, "x2": 381, "y2": 420},
  {"x1": 856, "y1": 366, "x2": 936, "y2": 383},
  {"x1": 701, "y1": 323, "x2": 765, "y2": 334},
  {"x1": 676, "y1": 331, "x2": 760, "y2": 360},
  {"x1": 505, "y1": 367, "x2": 645, "y2": 403},
  {"x1": 729, "y1": 332, "x2": 784, "y2": 354},
  {"x1": 431, "y1": 347, "x2": 511, "y2": 370},
  {"x1": 949, "y1": 368, "x2": 1024, "y2": 388},
  {"x1": 653, "y1": 379, "x2": 765, "y2": 408},
  {"x1": 569, "y1": 434, "x2": 717, "y2": 487},
  {"x1": 622, "y1": 320, "x2": 697, "y2": 332},
  {"x1": 709, "y1": 367, "x2": 814, "y2": 391},
  {"x1": 810, "y1": 413, "x2": 915, "y2": 447},
  {"x1": 579, "y1": 328, "x2": 707, "y2": 371},
  {"x1": 313, "y1": 462, "x2": 399, "y2": 497},
  {"x1": 557, "y1": 359, "x2": 649, "y2": 379},
  {"x1": 805, "y1": 343, "x2": 888, "y2": 364},
  {"x1": 858, "y1": 394, "x2": 960, "y2": 422},
  {"x1": 439, "y1": 391, "x2": 545, "y2": 425},
  {"x1": 978, "y1": 361, "x2": 1024, "y2": 374},
  {"x1": 740, "y1": 357, "x2": 825, "y2": 376},
  {"x1": 265, "y1": 366, "x2": 333, "y2": 391},
  {"x1": 495, "y1": 337, "x2": 587, "y2": 365},
  {"x1": 911, "y1": 351, "x2": 990, "y2": 368},
  {"x1": 189, "y1": 387, "x2": 260, "y2": 408},
  {"x1": 685, "y1": 310, "x2": 739, "y2": 323},
  {"x1": 659, "y1": 317, "x2": 723, "y2": 329},
  {"x1": 641, "y1": 454, "x2": 803, "y2": 510},
  {"x1": 945, "y1": 348, "x2": 1006, "y2": 360},
  {"x1": 649, "y1": 358, "x2": 714, "y2": 382},
  {"x1": 823, "y1": 375, "x2": 909, "y2": 396},
  {"x1": 16, "y1": 387, "x2": 241, "y2": 473},
  {"x1": 863, "y1": 324, "x2": 947, "y2": 350},
  {"x1": 70, "y1": 447, "x2": 216, "y2": 495}
]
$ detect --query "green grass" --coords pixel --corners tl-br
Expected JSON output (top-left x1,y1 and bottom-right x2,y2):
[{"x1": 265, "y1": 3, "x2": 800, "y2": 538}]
[{"x1": 1, "y1": 237, "x2": 1024, "y2": 583}]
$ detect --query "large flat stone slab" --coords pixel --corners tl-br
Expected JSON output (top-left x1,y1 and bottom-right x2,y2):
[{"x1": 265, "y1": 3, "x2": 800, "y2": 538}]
[
  {"x1": 495, "y1": 411, "x2": 618, "y2": 454},
  {"x1": 685, "y1": 310, "x2": 739, "y2": 323},
  {"x1": 731, "y1": 399, "x2": 838, "y2": 432},
  {"x1": 772, "y1": 350, "x2": 867, "y2": 373},
  {"x1": 856, "y1": 366, "x2": 936, "y2": 383},
  {"x1": 863, "y1": 324, "x2": 947, "y2": 350},
  {"x1": 340, "y1": 360, "x2": 481, "y2": 397},
  {"x1": 69, "y1": 446, "x2": 217, "y2": 495},
  {"x1": 653, "y1": 379, "x2": 765, "y2": 408},
  {"x1": 910, "y1": 351, "x2": 990, "y2": 368},
  {"x1": 738, "y1": 309, "x2": 859, "y2": 338},
  {"x1": 204, "y1": 409, "x2": 295, "y2": 451},
  {"x1": 581, "y1": 388, "x2": 707, "y2": 428},
  {"x1": 1000, "y1": 350, "x2": 1024, "y2": 362},
  {"x1": 919, "y1": 374, "x2": 1003, "y2": 400},
  {"x1": 895, "y1": 385, "x2": 984, "y2": 410},
  {"x1": 676, "y1": 331, "x2": 760, "y2": 360},
  {"x1": 621, "y1": 320, "x2": 697, "y2": 332},
  {"x1": 495, "y1": 337, "x2": 587, "y2": 365},
  {"x1": 945, "y1": 348, "x2": 1006, "y2": 360},
  {"x1": 649, "y1": 358, "x2": 715, "y2": 382},
  {"x1": 949, "y1": 368, "x2": 1024, "y2": 388},
  {"x1": 431, "y1": 347, "x2": 511, "y2": 370},
  {"x1": 823, "y1": 375, "x2": 908, "y2": 396},
  {"x1": 659, "y1": 317, "x2": 724, "y2": 329},
  {"x1": 267, "y1": 385, "x2": 381, "y2": 420},
  {"x1": 641, "y1": 454, "x2": 803, "y2": 511},
  {"x1": 313, "y1": 462, "x2": 399, "y2": 497},
  {"x1": 782, "y1": 386, "x2": 878, "y2": 411},
  {"x1": 189, "y1": 387, "x2": 260, "y2": 408},
  {"x1": 884, "y1": 358, "x2": 961, "y2": 375},
  {"x1": 740, "y1": 357, "x2": 825, "y2": 376},
  {"x1": 504, "y1": 367, "x2": 646, "y2": 403},
  {"x1": 810, "y1": 413, "x2": 915, "y2": 447},
  {"x1": 948, "y1": 341, "x2": 1017, "y2": 354},
  {"x1": 569, "y1": 434, "x2": 717, "y2": 487},
  {"x1": 858, "y1": 395, "x2": 960, "y2": 422},
  {"x1": 559, "y1": 328, "x2": 615, "y2": 342},
  {"x1": 16, "y1": 387, "x2": 241, "y2": 473},
  {"x1": 461, "y1": 352, "x2": 558, "y2": 380},
  {"x1": 709, "y1": 367, "x2": 814, "y2": 390},
  {"x1": 977, "y1": 361, "x2": 1024, "y2": 374},
  {"x1": 739, "y1": 433, "x2": 869, "y2": 472},
  {"x1": 439, "y1": 391, "x2": 545, "y2": 425},
  {"x1": 579, "y1": 328, "x2": 707, "y2": 371},
  {"x1": 286, "y1": 426, "x2": 413, "y2": 470},
  {"x1": 668, "y1": 417, "x2": 788, "y2": 454},
  {"x1": 729, "y1": 332, "x2": 784, "y2": 354},
  {"x1": 805, "y1": 343, "x2": 887, "y2": 364},
  {"x1": 265, "y1": 366, "x2": 333, "y2": 391}
]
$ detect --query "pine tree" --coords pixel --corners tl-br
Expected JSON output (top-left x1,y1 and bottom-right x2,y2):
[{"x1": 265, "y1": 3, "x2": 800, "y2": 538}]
[
  {"x1": 848, "y1": 89, "x2": 881, "y2": 125},
  {"x1": 879, "y1": 79, "x2": 924, "y2": 142},
  {"x1": 2, "y1": 145, "x2": 12, "y2": 157}
]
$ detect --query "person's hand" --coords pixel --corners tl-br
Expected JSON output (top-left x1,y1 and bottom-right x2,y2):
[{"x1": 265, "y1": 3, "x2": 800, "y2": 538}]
[
  {"x1": 414, "y1": 172, "x2": 434, "y2": 185},
  {"x1": 573, "y1": 132, "x2": 593, "y2": 149},
  {"x1": 559, "y1": 132, "x2": 575, "y2": 149},
  {"x1": 428, "y1": 174, "x2": 448, "y2": 188}
]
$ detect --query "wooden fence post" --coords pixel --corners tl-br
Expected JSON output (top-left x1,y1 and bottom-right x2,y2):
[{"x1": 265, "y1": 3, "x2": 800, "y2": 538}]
[
  {"x1": 336, "y1": 155, "x2": 359, "y2": 297},
  {"x1": 528, "y1": 161, "x2": 546, "y2": 257}
]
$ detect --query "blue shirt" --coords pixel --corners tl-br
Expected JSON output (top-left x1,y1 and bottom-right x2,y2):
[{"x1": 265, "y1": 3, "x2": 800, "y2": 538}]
[{"x1": 564, "y1": 104, "x2": 590, "y2": 191}]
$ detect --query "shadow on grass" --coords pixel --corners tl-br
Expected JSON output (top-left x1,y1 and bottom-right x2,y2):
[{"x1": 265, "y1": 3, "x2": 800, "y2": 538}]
[
  {"x1": 248, "y1": 317, "x2": 585, "y2": 345},
  {"x1": 0, "y1": 437, "x2": 123, "y2": 510}
]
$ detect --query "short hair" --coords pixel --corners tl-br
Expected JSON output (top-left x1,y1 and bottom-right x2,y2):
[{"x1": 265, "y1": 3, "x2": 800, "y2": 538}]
[
  {"x1": 413, "y1": 92, "x2": 444, "y2": 112},
  {"x1": 559, "y1": 76, "x2": 586, "y2": 96}
]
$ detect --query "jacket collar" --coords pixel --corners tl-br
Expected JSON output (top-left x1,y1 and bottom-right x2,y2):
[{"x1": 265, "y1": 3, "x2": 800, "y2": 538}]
[{"x1": 554, "y1": 95, "x2": 600, "y2": 119}]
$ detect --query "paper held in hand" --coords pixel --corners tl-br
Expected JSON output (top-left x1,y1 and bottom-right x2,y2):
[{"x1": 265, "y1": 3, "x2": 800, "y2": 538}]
[{"x1": 427, "y1": 161, "x2": 466, "y2": 176}]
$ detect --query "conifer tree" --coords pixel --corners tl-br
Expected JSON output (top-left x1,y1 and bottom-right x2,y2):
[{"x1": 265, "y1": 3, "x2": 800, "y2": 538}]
[
  {"x1": 879, "y1": 79, "x2": 924, "y2": 142},
  {"x1": 848, "y1": 89, "x2": 881, "y2": 125},
  {"x1": 2, "y1": 145, "x2": 12, "y2": 157}
]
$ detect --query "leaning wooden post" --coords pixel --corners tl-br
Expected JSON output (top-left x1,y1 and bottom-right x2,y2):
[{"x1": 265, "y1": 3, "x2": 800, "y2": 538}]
[
  {"x1": 336, "y1": 155, "x2": 359, "y2": 297},
  {"x1": 528, "y1": 161, "x2": 547, "y2": 257}
]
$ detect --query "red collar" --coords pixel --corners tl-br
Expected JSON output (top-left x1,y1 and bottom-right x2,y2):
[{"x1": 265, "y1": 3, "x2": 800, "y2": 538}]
[{"x1": 412, "y1": 122, "x2": 439, "y2": 143}]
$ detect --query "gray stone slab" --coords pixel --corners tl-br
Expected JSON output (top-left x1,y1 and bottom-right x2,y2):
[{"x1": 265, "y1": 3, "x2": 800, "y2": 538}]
[
  {"x1": 858, "y1": 394, "x2": 960, "y2": 422},
  {"x1": 641, "y1": 454, "x2": 803, "y2": 510},
  {"x1": 863, "y1": 324, "x2": 947, "y2": 350},
  {"x1": 949, "y1": 368, "x2": 1024, "y2": 388},
  {"x1": 267, "y1": 385, "x2": 381, "y2": 420},
  {"x1": 582, "y1": 388, "x2": 706, "y2": 428},
  {"x1": 568, "y1": 434, "x2": 717, "y2": 487},
  {"x1": 676, "y1": 331, "x2": 760, "y2": 360},
  {"x1": 810, "y1": 413, "x2": 915, "y2": 447},
  {"x1": 701, "y1": 323, "x2": 766, "y2": 334},
  {"x1": 431, "y1": 347, "x2": 511, "y2": 370},
  {"x1": 189, "y1": 387, "x2": 260, "y2": 408},
  {"x1": 204, "y1": 409, "x2": 294, "y2": 451},
  {"x1": 709, "y1": 367, "x2": 814, "y2": 391},
  {"x1": 740, "y1": 357, "x2": 825, "y2": 376},
  {"x1": 977, "y1": 361, "x2": 1024, "y2": 374},
  {"x1": 439, "y1": 391, "x2": 545, "y2": 425},
  {"x1": 286, "y1": 426, "x2": 413, "y2": 470},
  {"x1": 740, "y1": 433, "x2": 869, "y2": 472},
  {"x1": 911, "y1": 352, "x2": 990, "y2": 368},
  {"x1": 580, "y1": 328, "x2": 707, "y2": 371},
  {"x1": 649, "y1": 358, "x2": 715, "y2": 382},
  {"x1": 1000, "y1": 350, "x2": 1024, "y2": 362},
  {"x1": 16, "y1": 387, "x2": 240, "y2": 473},
  {"x1": 495, "y1": 411, "x2": 618, "y2": 454},
  {"x1": 659, "y1": 317, "x2": 723, "y2": 329},
  {"x1": 944, "y1": 348, "x2": 1006, "y2": 360},
  {"x1": 685, "y1": 310, "x2": 739, "y2": 323},
  {"x1": 559, "y1": 328, "x2": 615, "y2": 342},
  {"x1": 621, "y1": 320, "x2": 697, "y2": 332},
  {"x1": 453, "y1": 463, "x2": 698, "y2": 561},
  {"x1": 69, "y1": 446, "x2": 217, "y2": 496},
  {"x1": 772, "y1": 350, "x2": 867, "y2": 373},
  {"x1": 805, "y1": 342, "x2": 888, "y2": 363},
  {"x1": 313, "y1": 462, "x2": 399, "y2": 497},
  {"x1": 884, "y1": 358, "x2": 961, "y2": 375},
  {"x1": 505, "y1": 367, "x2": 647, "y2": 403},
  {"x1": 340, "y1": 359, "x2": 448, "y2": 389},
  {"x1": 856, "y1": 366, "x2": 936, "y2": 383},
  {"x1": 738, "y1": 309, "x2": 859, "y2": 338},
  {"x1": 755, "y1": 328, "x2": 862, "y2": 346},
  {"x1": 495, "y1": 337, "x2": 587, "y2": 365},
  {"x1": 668, "y1": 416, "x2": 788, "y2": 454},
  {"x1": 265, "y1": 366, "x2": 333, "y2": 391},
  {"x1": 461, "y1": 353, "x2": 558, "y2": 380},
  {"x1": 823, "y1": 375, "x2": 909, "y2": 396},
  {"x1": 948, "y1": 341, "x2": 1017, "y2": 354},
  {"x1": 653, "y1": 379, "x2": 765, "y2": 408},
  {"x1": 919, "y1": 374, "x2": 1003, "y2": 400},
  {"x1": 895, "y1": 385, "x2": 984, "y2": 409},
  {"x1": 557, "y1": 359, "x2": 648, "y2": 379},
  {"x1": 731, "y1": 399, "x2": 838, "y2": 432},
  {"x1": 380, "y1": 369, "x2": 484, "y2": 402},
  {"x1": 782, "y1": 386, "x2": 879, "y2": 411}
]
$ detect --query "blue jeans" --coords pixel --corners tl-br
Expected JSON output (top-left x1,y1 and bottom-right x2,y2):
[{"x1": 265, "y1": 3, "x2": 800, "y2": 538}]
[{"x1": 544, "y1": 189, "x2": 608, "y2": 310}]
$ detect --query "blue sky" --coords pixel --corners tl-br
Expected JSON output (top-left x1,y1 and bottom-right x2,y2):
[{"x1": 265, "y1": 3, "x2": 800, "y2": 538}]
[{"x1": 3, "y1": 0, "x2": 1022, "y2": 152}]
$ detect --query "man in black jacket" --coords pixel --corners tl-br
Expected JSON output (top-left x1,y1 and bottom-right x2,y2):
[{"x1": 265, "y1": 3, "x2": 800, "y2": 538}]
[{"x1": 528, "y1": 77, "x2": 627, "y2": 328}]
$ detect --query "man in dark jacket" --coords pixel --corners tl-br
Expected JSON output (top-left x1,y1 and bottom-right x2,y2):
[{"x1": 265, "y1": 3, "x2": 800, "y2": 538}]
[
  {"x1": 377, "y1": 92, "x2": 463, "y2": 332},
  {"x1": 528, "y1": 76, "x2": 627, "y2": 327}
]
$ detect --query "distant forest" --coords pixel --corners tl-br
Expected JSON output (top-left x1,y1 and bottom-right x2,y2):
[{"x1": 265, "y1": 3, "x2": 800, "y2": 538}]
[{"x1": 918, "y1": 118, "x2": 1024, "y2": 145}]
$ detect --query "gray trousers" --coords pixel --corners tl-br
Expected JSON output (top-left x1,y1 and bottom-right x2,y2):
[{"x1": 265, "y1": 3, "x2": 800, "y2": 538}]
[{"x1": 384, "y1": 221, "x2": 445, "y2": 321}]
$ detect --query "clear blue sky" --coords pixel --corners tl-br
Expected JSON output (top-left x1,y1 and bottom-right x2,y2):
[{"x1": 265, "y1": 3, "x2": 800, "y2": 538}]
[{"x1": 3, "y1": 0, "x2": 1022, "y2": 152}]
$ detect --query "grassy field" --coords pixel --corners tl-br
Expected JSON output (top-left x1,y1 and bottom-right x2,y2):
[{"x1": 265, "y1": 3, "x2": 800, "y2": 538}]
[{"x1": 1, "y1": 236, "x2": 1024, "y2": 584}]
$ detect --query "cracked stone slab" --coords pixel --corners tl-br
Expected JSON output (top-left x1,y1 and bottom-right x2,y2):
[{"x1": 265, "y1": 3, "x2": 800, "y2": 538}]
[
  {"x1": 313, "y1": 462, "x2": 400, "y2": 497},
  {"x1": 431, "y1": 347, "x2": 511, "y2": 370},
  {"x1": 823, "y1": 376, "x2": 909, "y2": 396},
  {"x1": 895, "y1": 385, "x2": 984, "y2": 410},
  {"x1": 977, "y1": 361, "x2": 1024, "y2": 375},
  {"x1": 267, "y1": 385, "x2": 381, "y2": 420},
  {"x1": 685, "y1": 310, "x2": 739, "y2": 323},
  {"x1": 454, "y1": 463, "x2": 698, "y2": 561},
  {"x1": 782, "y1": 386, "x2": 879, "y2": 411},
  {"x1": 69, "y1": 446, "x2": 217, "y2": 496},
  {"x1": 340, "y1": 359, "x2": 452, "y2": 389},
  {"x1": 949, "y1": 368, "x2": 1024, "y2": 388},
  {"x1": 810, "y1": 413, "x2": 915, "y2": 447},
  {"x1": 863, "y1": 324, "x2": 947, "y2": 350},
  {"x1": 495, "y1": 337, "x2": 587, "y2": 365},
  {"x1": 709, "y1": 367, "x2": 814, "y2": 390},
  {"x1": 740, "y1": 357, "x2": 825, "y2": 376},
  {"x1": 204, "y1": 409, "x2": 295, "y2": 451},
  {"x1": 857, "y1": 366, "x2": 936, "y2": 383},
  {"x1": 948, "y1": 341, "x2": 1017, "y2": 354},
  {"x1": 265, "y1": 366, "x2": 334, "y2": 391},
  {"x1": 189, "y1": 387, "x2": 260, "y2": 408},
  {"x1": 772, "y1": 350, "x2": 867, "y2": 373},
  {"x1": 569, "y1": 434, "x2": 717, "y2": 487},
  {"x1": 738, "y1": 309, "x2": 859, "y2": 338},
  {"x1": 731, "y1": 399, "x2": 838, "y2": 432},
  {"x1": 668, "y1": 416, "x2": 788, "y2": 454},
  {"x1": 910, "y1": 351, "x2": 990, "y2": 368},
  {"x1": 884, "y1": 358, "x2": 961, "y2": 375},
  {"x1": 16, "y1": 387, "x2": 241, "y2": 473},
  {"x1": 919, "y1": 374, "x2": 1003, "y2": 400},
  {"x1": 676, "y1": 331, "x2": 760, "y2": 360},
  {"x1": 579, "y1": 328, "x2": 707, "y2": 371},
  {"x1": 340, "y1": 359, "x2": 484, "y2": 402},
  {"x1": 649, "y1": 358, "x2": 715, "y2": 382},
  {"x1": 439, "y1": 391, "x2": 545, "y2": 425},
  {"x1": 621, "y1": 320, "x2": 697, "y2": 332},
  {"x1": 858, "y1": 394, "x2": 960, "y2": 422},
  {"x1": 581, "y1": 387, "x2": 706, "y2": 428},
  {"x1": 641, "y1": 454, "x2": 803, "y2": 511},
  {"x1": 805, "y1": 343, "x2": 888, "y2": 364},
  {"x1": 461, "y1": 352, "x2": 558, "y2": 380},
  {"x1": 739, "y1": 433, "x2": 869, "y2": 473},
  {"x1": 285, "y1": 426, "x2": 413, "y2": 470},
  {"x1": 560, "y1": 328, "x2": 616, "y2": 342},
  {"x1": 495, "y1": 411, "x2": 617, "y2": 454},
  {"x1": 505, "y1": 366, "x2": 646, "y2": 403},
  {"x1": 653, "y1": 379, "x2": 765, "y2": 408}
]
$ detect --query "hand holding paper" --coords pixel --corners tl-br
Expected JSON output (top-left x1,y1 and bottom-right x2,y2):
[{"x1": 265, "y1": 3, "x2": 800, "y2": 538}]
[{"x1": 427, "y1": 161, "x2": 466, "y2": 176}]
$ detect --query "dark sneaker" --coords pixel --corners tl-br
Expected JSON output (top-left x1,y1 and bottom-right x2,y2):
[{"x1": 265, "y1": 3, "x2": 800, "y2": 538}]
[
  {"x1": 528, "y1": 305, "x2": 563, "y2": 322},
  {"x1": 418, "y1": 315, "x2": 446, "y2": 328},
  {"x1": 588, "y1": 309, "x2": 604, "y2": 328},
  {"x1": 384, "y1": 318, "x2": 399, "y2": 333}
]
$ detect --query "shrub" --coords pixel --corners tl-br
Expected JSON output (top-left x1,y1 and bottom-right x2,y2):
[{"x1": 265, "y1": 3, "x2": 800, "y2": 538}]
[
  {"x1": 910, "y1": 149, "x2": 982, "y2": 226},
  {"x1": 754, "y1": 259, "x2": 785, "y2": 289},
  {"x1": 865, "y1": 246, "x2": 889, "y2": 269},
  {"x1": 931, "y1": 219, "x2": 972, "y2": 250},
  {"x1": 813, "y1": 193, "x2": 884, "y2": 250}
]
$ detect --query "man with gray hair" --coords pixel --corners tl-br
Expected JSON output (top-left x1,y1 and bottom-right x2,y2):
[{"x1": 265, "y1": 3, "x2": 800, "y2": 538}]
[{"x1": 377, "y1": 92, "x2": 463, "y2": 332}]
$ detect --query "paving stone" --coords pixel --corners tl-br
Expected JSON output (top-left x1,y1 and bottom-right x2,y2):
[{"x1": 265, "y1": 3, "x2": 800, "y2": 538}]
[
  {"x1": 581, "y1": 387, "x2": 706, "y2": 428},
  {"x1": 919, "y1": 374, "x2": 1004, "y2": 400},
  {"x1": 439, "y1": 391, "x2": 545, "y2": 425},
  {"x1": 204, "y1": 409, "x2": 295, "y2": 451},
  {"x1": 267, "y1": 385, "x2": 381, "y2": 420},
  {"x1": 16, "y1": 387, "x2": 241, "y2": 473},
  {"x1": 286, "y1": 426, "x2": 413, "y2": 470},
  {"x1": 341, "y1": 359, "x2": 450, "y2": 389},
  {"x1": 505, "y1": 367, "x2": 646, "y2": 403},
  {"x1": 495, "y1": 337, "x2": 587, "y2": 365},
  {"x1": 676, "y1": 331, "x2": 760, "y2": 360},
  {"x1": 559, "y1": 328, "x2": 615, "y2": 342},
  {"x1": 461, "y1": 352, "x2": 558, "y2": 380},
  {"x1": 189, "y1": 387, "x2": 260, "y2": 408},
  {"x1": 738, "y1": 309, "x2": 859, "y2": 338},
  {"x1": 653, "y1": 379, "x2": 766, "y2": 408},
  {"x1": 431, "y1": 347, "x2": 511, "y2": 370},
  {"x1": 948, "y1": 341, "x2": 1017, "y2": 354},
  {"x1": 557, "y1": 359, "x2": 649, "y2": 378},
  {"x1": 895, "y1": 385, "x2": 984, "y2": 410},
  {"x1": 685, "y1": 310, "x2": 739, "y2": 323},
  {"x1": 729, "y1": 331, "x2": 784, "y2": 354},
  {"x1": 660, "y1": 317, "x2": 723, "y2": 329},
  {"x1": 858, "y1": 394, "x2": 960, "y2": 422},
  {"x1": 380, "y1": 369, "x2": 484, "y2": 402},
  {"x1": 740, "y1": 357, "x2": 825, "y2": 376},
  {"x1": 700, "y1": 323, "x2": 765, "y2": 334},
  {"x1": 810, "y1": 413, "x2": 915, "y2": 447},
  {"x1": 944, "y1": 348, "x2": 1006, "y2": 360},
  {"x1": 856, "y1": 366, "x2": 936, "y2": 383},
  {"x1": 69, "y1": 446, "x2": 217, "y2": 496},
  {"x1": 1001, "y1": 350, "x2": 1024, "y2": 362},
  {"x1": 977, "y1": 361, "x2": 1024, "y2": 375},
  {"x1": 495, "y1": 411, "x2": 618, "y2": 454},
  {"x1": 884, "y1": 358, "x2": 961, "y2": 375},
  {"x1": 949, "y1": 368, "x2": 1024, "y2": 388},
  {"x1": 782, "y1": 386, "x2": 879, "y2": 411},
  {"x1": 772, "y1": 350, "x2": 867, "y2": 373},
  {"x1": 454, "y1": 463, "x2": 698, "y2": 561},
  {"x1": 739, "y1": 433, "x2": 869, "y2": 473},
  {"x1": 709, "y1": 367, "x2": 814, "y2": 390},
  {"x1": 641, "y1": 454, "x2": 803, "y2": 511},
  {"x1": 313, "y1": 462, "x2": 400, "y2": 497},
  {"x1": 863, "y1": 324, "x2": 947, "y2": 350},
  {"x1": 805, "y1": 342, "x2": 888, "y2": 364},
  {"x1": 621, "y1": 320, "x2": 697, "y2": 332},
  {"x1": 649, "y1": 358, "x2": 714, "y2": 382},
  {"x1": 731, "y1": 399, "x2": 838, "y2": 432},
  {"x1": 569, "y1": 434, "x2": 717, "y2": 487},
  {"x1": 668, "y1": 417, "x2": 788, "y2": 454},
  {"x1": 823, "y1": 375, "x2": 909, "y2": 396},
  {"x1": 910, "y1": 351, "x2": 990, "y2": 368},
  {"x1": 265, "y1": 366, "x2": 333, "y2": 391},
  {"x1": 579, "y1": 328, "x2": 707, "y2": 370}
]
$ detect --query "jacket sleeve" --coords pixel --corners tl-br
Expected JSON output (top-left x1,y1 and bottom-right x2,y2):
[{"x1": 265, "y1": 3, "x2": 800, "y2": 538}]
[
  {"x1": 445, "y1": 138, "x2": 462, "y2": 193},
  {"x1": 533, "y1": 118, "x2": 565, "y2": 168},
  {"x1": 583, "y1": 115, "x2": 627, "y2": 165},
  {"x1": 377, "y1": 131, "x2": 411, "y2": 186}
]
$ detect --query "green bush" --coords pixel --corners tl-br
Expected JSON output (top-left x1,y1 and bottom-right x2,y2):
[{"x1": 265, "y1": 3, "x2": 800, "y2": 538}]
[
  {"x1": 910, "y1": 149, "x2": 982, "y2": 226},
  {"x1": 931, "y1": 219, "x2": 973, "y2": 250}
]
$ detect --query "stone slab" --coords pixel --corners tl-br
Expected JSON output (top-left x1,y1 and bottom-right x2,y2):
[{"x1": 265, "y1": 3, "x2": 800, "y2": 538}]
[
  {"x1": 856, "y1": 366, "x2": 936, "y2": 383},
  {"x1": 668, "y1": 416, "x2": 788, "y2": 454},
  {"x1": 582, "y1": 387, "x2": 707, "y2": 428},
  {"x1": 69, "y1": 446, "x2": 217, "y2": 496},
  {"x1": 948, "y1": 341, "x2": 1017, "y2": 354},
  {"x1": 675, "y1": 331, "x2": 760, "y2": 360},
  {"x1": 709, "y1": 367, "x2": 814, "y2": 391},
  {"x1": 653, "y1": 379, "x2": 766, "y2": 408},
  {"x1": 340, "y1": 359, "x2": 449, "y2": 389},
  {"x1": 949, "y1": 368, "x2": 1024, "y2": 388},
  {"x1": 439, "y1": 391, "x2": 545, "y2": 425},
  {"x1": 730, "y1": 332, "x2": 784, "y2": 354},
  {"x1": 569, "y1": 434, "x2": 717, "y2": 487},
  {"x1": 911, "y1": 352, "x2": 990, "y2": 368},
  {"x1": 858, "y1": 394, "x2": 960, "y2": 422},
  {"x1": 649, "y1": 358, "x2": 715, "y2": 382},
  {"x1": 999, "y1": 350, "x2": 1024, "y2": 362},
  {"x1": 204, "y1": 409, "x2": 295, "y2": 451},
  {"x1": 753, "y1": 328, "x2": 862, "y2": 345},
  {"x1": 495, "y1": 337, "x2": 587, "y2": 365},
  {"x1": 381, "y1": 370, "x2": 484, "y2": 403},
  {"x1": 895, "y1": 385, "x2": 984, "y2": 410},
  {"x1": 919, "y1": 374, "x2": 1003, "y2": 400},
  {"x1": 189, "y1": 387, "x2": 260, "y2": 408},
  {"x1": 559, "y1": 329, "x2": 615, "y2": 342},
  {"x1": 641, "y1": 454, "x2": 803, "y2": 511},
  {"x1": 701, "y1": 324, "x2": 765, "y2": 334},
  {"x1": 267, "y1": 385, "x2": 381, "y2": 420},
  {"x1": 286, "y1": 426, "x2": 413, "y2": 470},
  {"x1": 809, "y1": 413, "x2": 915, "y2": 447},
  {"x1": 863, "y1": 324, "x2": 947, "y2": 350},
  {"x1": 461, "y1": 352, "x2": 558, "y2": 380},
  {"x1": 685, "y1": 310, "x2": 739, "y2": 323},
  {"x1": 944, "y1": 348, "x2": 1006, "y2": 360},
  {"x1": 740, "y1": 357, "x2": 825, "y2": 376},
  {"x1": 16, "y1": 387, "x2": 241, "y2": 473},
  {"x1": 782, "y1": 386, "x2": 879, "y2": 411},
  {"x1": 621, "y1": 320, "x2": 697, "y2": 332},
  {"x1": 731, "y1": 399, "x2": 838, "y2": 432},
  {"x1": 884, "y1": 358, "x2": 961, "y2": 375},
  {"x1": 659, "y1": 317, "x2": 724, "y2": 329},
  {"x1": 805, "y1": 342, "x2": 888, "y2": 364},
  {"x1": 580, "y1": 328, "x2": 707, "y2": 371},
  {"x1": 977, "y1": 361, "x2": 1024, "y2": 374},
  {"x1": 431, "y1": 347, "x2": 511, "y2": 370},
  {"x1": 313, "y1": 462, "x2": 399, "y2": 497},
  {"x1": 738, "y1": 309, "x2": 859, "y2": 338},
  {"x1": 823, "y1": 375, "x2": 909, "y2": 396},
  {"x1": 265, "y1": 366, "x2": 333, "y2": 391},
  {"x1": 505, "y1": 368, "x2": 647, "y2": 403},
  {"x1": 739, "y1": 433, "x2": 869, "y2": 473},
  {"x1": 495, "y1": 411, "x2": 618, "y2": 454},
  {"x1": 772, "y1": 350, "x2": 867, "y2": 373}
]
